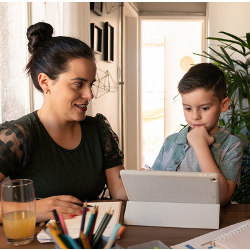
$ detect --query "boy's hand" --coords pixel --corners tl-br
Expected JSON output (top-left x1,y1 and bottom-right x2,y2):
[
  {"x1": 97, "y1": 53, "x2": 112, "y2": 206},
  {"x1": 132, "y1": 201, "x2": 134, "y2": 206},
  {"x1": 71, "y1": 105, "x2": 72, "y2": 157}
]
[
  {"x1": 187, "y1": 126, "x2": 214, "y2": 148},
  {"x1": 140, "y1": 164, "x2": 152, "y2": 171}
]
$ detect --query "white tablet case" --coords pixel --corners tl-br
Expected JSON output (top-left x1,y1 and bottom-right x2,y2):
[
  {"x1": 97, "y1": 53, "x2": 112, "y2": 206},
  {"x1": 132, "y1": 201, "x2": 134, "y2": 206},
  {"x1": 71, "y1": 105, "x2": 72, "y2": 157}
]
[{"x1": 121, "y1": 170, "x2": 220, "y2": 229}]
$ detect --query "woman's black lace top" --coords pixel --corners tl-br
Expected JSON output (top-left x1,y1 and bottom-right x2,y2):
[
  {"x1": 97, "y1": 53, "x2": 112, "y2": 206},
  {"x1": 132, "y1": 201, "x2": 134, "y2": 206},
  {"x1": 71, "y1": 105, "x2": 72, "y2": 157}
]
[{"x1": 0, "y1": 111, "x2": 123, "y2": 201}]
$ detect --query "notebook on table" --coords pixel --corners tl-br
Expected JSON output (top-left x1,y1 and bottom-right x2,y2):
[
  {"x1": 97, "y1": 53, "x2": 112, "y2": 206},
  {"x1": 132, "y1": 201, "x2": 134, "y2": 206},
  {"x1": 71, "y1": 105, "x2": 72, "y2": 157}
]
[
  {"x1": 212, "y1": 221, "x2": 250, "y2": 249},
  {"x1": 171, "y1": 219, "x2": 250, "y2": 249}
]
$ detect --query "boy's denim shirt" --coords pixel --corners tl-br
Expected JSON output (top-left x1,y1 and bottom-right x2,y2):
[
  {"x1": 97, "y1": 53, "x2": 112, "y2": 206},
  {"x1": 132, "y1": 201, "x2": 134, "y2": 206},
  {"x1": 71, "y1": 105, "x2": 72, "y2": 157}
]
[{"x1": 152, "y1": 126, "x2": 243, "y2": 182}]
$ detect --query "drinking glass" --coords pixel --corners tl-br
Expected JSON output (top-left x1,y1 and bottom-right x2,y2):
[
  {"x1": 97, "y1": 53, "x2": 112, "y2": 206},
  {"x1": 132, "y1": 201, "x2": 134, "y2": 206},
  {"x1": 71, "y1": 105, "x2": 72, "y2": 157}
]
[{"x1": 1, "y1": 179, "x2": 36, "y2": 245}]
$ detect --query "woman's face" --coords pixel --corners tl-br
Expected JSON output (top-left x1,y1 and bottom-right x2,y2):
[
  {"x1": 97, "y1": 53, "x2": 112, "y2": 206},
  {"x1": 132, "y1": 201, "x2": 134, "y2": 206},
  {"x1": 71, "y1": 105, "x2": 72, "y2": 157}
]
[{"x1": 48, "y1": 57, "x2": 96, "y2": 122}]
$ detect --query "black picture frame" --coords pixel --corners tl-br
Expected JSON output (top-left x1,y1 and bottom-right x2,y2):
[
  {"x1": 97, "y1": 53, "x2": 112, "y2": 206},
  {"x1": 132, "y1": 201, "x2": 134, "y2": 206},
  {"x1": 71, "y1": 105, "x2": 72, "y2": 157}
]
[
  {"x1": 90, "y1": 23, "x2": 102, "y2": 54},
  {"x1": 90, "y1": 2, "x2": 103, "y2": 16},
  {"x1": 104, "y1": 22, "x2": 114, "y2": 62}
]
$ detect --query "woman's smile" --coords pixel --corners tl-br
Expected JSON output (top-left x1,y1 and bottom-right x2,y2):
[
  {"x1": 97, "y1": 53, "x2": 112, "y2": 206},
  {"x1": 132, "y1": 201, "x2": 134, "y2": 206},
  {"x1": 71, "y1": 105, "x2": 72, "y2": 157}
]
[{"x1": 74, "y1": 104, "x2": 88, "y2": 112}]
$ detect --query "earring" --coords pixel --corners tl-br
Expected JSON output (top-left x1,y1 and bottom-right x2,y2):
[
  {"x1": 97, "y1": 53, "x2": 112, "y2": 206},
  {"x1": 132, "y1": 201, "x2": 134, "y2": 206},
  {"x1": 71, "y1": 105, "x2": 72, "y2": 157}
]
[{"x1": 44, "y1": 90, "x2": 48, "y2": 94}]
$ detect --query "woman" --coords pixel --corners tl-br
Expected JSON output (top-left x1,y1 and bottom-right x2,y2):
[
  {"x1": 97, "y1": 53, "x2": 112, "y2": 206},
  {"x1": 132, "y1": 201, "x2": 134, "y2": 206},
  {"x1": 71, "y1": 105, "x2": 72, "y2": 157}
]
[{"x1": 0, "y1": 22, "x2": 127, "y2": 222}]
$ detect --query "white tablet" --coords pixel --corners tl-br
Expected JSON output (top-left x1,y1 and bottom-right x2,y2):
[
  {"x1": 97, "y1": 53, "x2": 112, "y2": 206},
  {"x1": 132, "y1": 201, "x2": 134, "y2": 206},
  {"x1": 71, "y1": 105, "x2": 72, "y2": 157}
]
[{"x1": 120, "y1": 170, "x2": 219, "y2": 204}]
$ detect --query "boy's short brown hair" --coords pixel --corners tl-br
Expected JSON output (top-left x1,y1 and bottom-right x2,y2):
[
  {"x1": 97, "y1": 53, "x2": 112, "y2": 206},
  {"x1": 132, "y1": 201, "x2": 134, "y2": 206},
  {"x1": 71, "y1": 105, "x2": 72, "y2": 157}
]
[{"x1": 178, "y1": 63, "x2": 227, "y2": 101}]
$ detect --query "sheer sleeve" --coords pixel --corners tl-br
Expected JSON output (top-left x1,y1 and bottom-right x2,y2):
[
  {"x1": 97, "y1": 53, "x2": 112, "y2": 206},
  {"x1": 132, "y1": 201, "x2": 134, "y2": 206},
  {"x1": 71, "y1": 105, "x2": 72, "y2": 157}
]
[
  {"x1": 0, "y1": 122, "x2": 27, "y2": 177},
  {"x1": 95, "y1": 114, "x2": 124, "y2": 169}
]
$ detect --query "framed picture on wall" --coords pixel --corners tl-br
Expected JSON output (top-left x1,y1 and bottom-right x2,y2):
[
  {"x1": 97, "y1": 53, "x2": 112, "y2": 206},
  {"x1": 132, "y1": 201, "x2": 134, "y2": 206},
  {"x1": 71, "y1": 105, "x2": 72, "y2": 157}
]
[
  {"x1": 104, "y1": 22, "x2": 114, "y2": 62},
  {"x1": 90, "y1": 23, "x2": 102, "y2": 54},
  {"x1": 90, "y1": 2, "x2": 103, "y2": 16}
]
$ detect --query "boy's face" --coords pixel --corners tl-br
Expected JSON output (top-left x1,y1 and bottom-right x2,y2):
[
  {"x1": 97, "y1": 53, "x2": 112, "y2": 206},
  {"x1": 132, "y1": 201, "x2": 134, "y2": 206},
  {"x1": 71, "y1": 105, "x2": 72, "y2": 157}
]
[{"x1": 181, "y1": 88, "x2": 229, "y2": 135}]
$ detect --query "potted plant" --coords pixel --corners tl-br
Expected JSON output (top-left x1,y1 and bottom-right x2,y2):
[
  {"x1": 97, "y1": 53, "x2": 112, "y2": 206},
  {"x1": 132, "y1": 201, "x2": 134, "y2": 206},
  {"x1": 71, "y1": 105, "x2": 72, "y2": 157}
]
[{"x1": 194, "y1": 31, "x2": 250, "y2": 203}]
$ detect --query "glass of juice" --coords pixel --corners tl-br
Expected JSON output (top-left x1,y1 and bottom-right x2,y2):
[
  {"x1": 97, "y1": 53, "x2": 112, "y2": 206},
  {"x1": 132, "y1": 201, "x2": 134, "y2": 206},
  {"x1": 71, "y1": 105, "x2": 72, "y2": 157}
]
[{"x1": 1, "y1": 179, "x2": 36, "y2": 245}]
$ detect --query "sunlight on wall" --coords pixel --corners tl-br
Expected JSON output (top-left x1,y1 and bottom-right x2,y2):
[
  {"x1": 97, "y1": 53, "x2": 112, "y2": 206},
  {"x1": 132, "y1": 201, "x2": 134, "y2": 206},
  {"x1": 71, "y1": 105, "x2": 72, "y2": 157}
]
[{"x1": 141, "y1": 19, "x2": 203, "y2": 167}]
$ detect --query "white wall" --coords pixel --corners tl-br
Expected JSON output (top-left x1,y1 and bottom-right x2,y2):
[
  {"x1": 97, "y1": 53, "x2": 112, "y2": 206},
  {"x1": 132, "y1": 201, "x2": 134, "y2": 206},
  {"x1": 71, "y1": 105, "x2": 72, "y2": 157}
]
[
  {"x1": 124, "y1": 3, "x2": 140, "y2": 169},
  {"x1": 207, "y1": 2, "x2": 250, "y2": 39},
  {"x1": 31, "y1": 2, "x2": 90, "y2": 112},
  {"x1": 207, "y1": 2, "x2": 250, "y2": 137},
  {"x1": 89, "y1": 3, "x2": 121, "y2": 136}
]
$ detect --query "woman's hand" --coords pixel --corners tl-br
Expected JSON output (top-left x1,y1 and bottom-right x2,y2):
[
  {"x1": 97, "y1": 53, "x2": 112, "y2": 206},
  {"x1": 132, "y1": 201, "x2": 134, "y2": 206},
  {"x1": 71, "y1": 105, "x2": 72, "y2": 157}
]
[{"x1": 36, "y1": 195, "x2": 83, "y2": 222}]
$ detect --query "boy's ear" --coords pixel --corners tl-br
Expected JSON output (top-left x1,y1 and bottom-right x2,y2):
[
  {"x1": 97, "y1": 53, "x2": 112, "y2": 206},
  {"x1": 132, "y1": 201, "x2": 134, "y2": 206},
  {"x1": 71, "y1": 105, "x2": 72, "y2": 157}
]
[
  {"x1": 38, "y1": 73, "x2": 51, "y2": 93},
  {"x1": 221, "y1": 97, "x2": 230, "y2": 112}
]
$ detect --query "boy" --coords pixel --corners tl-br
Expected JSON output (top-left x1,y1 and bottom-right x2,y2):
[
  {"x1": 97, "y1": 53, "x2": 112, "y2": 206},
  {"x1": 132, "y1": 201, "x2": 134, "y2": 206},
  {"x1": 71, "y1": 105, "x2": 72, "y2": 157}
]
[{"x1": 152, "y1": 63, "x2": 243, "y2": 206}]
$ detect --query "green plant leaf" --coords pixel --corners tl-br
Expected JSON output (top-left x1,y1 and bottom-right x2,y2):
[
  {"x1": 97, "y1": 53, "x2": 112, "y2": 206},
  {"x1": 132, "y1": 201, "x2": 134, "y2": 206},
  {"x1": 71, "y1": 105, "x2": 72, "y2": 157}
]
[
  {"x1": 242, "y1": 77, "x2": 250, "y2": 106},
  {"x1": 220, "y1": 46, "x2": 235, "y2": 69},
  {"x1": 206, "y1": 47, "x2": 233, "y2": 69},
  {"x1": 219, "y1": 31, "x2": 248, "y2": 47},
  {"x1": 245, "y1": 33, "x2": 250, "y2": 48},
  {"x1": 224, "y1": 44, "x2": 246, "y2": 57},
  {"x1": 238, "y1": 86, "x2": 243, "y2": 111},
  {"x1": 207, "y1": 37, "x2": 245, "y2": 48},
  {"x1": 193, "y1": 51, "x2": 229, "y2": 69},
  {"x1": 194, "y1": 31, "x2": 250, "y2": 143}
]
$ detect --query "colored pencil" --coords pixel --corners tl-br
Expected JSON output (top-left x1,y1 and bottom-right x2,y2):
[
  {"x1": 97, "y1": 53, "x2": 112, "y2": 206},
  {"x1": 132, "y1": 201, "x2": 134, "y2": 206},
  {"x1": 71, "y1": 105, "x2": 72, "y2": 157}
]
[
  {"x1": 80, "y1": 202, "x2": 88, "y2": 236},
  {"x1": 92, "y1": 210, "x2": 114, "y2": 248},
  {"x1": 116, "y1": 225, "x2": 126, "y2": 239},
  {"x1": 85, "y1": 205, "x2": 97, "y2": 237},
  {"x1": 88, "y1": 206, "x2": 99, "y2": 243},
  {"x1": 80, "y1": 231, "x2": 91, "y2": 249},
  {"x1": 58, "y1": 234, "x2": 72, "y2": 249},
  {"x1": 104, "y1": 223, "x2": 122, "y2": 249},
  {"x1": 49, "y1": 221, "x2": 61, "y2": 234},
  {"x1": 58, "y1": 212, "x2": 68, "y2": 234},
  {"x1": 46, "y1": 226, "x2": 67, "y2": 249},
  {"x1": 92, "y1": 207, "x2": 111, "y2": 244},
  {"x1": 52, "y1": 209, "x2": 63, "y2": 234},
  {"x1": 63, "y1": 234, "x2": 81, "y2": 249}
]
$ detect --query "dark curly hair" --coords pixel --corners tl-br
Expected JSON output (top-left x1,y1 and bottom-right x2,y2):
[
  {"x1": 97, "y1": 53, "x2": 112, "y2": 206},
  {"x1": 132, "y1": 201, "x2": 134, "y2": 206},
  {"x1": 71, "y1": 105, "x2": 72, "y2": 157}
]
[{"x1": 26, "y1": 22, "x2": 94, "y2": 92}]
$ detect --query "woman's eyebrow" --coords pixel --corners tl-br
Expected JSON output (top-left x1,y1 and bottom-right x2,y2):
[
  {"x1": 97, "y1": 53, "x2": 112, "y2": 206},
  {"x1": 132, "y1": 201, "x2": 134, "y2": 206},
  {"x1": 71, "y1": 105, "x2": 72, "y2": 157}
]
[
  {"x1": 70, "y1": 77, "x2": 96, "y2": 83},
  {"x1": 70, "y1": 77, "x2": 87, "y2": 81}
]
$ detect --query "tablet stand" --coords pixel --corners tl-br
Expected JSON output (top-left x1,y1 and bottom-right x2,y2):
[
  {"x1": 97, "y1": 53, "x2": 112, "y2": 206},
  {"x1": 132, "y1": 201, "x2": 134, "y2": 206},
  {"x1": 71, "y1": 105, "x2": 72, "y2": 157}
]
[{"x1": 124, "y1": 201, "x2": 220, "y2": 229}]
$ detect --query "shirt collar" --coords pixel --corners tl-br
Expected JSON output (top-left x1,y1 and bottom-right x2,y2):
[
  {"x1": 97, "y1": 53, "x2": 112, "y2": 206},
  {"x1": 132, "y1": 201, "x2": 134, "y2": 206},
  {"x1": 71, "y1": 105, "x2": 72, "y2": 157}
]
[
  {"x1": 176, "y1": 125, "x2": 190, "y2": 145},
  {"x1": 212, "y1": 127, "x2": 231, "y2": 148}
]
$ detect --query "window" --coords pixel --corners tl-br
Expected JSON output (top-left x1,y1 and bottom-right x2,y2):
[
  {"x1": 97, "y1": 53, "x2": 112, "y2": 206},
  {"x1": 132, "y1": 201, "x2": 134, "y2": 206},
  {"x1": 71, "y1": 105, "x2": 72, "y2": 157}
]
[{"x1": 0, "y1": 2, "x2": 30, "y2": 123}]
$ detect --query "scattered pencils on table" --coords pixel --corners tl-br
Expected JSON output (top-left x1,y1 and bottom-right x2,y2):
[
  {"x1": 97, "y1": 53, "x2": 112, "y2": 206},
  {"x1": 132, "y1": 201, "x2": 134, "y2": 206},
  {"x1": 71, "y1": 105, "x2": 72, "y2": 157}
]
[{"x1": 45, "y1": 204, "x2": 125, "y2": 249}]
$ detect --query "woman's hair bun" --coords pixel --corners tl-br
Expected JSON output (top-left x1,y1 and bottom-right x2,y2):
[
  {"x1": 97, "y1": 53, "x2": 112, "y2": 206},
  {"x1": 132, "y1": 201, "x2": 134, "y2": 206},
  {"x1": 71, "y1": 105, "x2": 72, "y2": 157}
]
[{"x1": 27, "y1": 22, "x2": 53, "y2": 54}]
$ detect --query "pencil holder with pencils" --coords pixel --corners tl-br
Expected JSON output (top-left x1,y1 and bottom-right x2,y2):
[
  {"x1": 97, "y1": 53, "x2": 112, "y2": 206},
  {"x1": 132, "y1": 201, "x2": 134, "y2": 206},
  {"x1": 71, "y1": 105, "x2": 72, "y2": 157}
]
[
  {"x1": 47, "y1": 203, "x2": 125, "y2": 249},
  {"x1": 55, "y1": 236, "x2": 121, "y2": 249}
]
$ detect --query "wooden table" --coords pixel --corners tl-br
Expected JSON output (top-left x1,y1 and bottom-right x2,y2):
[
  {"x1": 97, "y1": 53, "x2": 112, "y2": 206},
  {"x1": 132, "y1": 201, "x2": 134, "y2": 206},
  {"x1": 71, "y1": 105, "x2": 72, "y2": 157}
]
[{"x1": 0, "y1": 204, "x2": 249, "y2": 249}]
